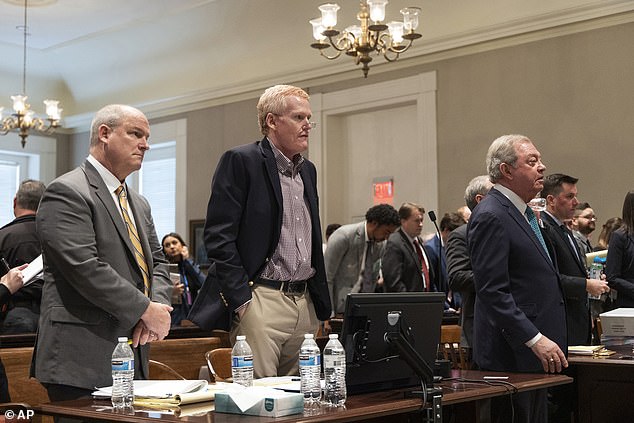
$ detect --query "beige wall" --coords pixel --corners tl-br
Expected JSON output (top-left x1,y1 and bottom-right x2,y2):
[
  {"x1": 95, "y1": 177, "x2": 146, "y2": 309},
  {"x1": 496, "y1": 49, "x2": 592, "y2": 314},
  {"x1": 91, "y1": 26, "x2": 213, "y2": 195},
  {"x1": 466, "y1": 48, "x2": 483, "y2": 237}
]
[{"x1": 63, "y1": 21, "x2": 634, "y2": 242}]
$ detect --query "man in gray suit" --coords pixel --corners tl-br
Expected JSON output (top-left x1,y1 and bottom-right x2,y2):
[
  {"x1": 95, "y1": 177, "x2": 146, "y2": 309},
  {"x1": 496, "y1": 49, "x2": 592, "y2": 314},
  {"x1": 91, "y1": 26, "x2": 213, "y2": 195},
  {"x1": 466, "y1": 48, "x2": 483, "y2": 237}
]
[
  {"x1": 325, "y1": 204, "x2": 399, "y2": 314},
  {"x1": 33, "y1": 104, "x2": 173, "y2": 402}
]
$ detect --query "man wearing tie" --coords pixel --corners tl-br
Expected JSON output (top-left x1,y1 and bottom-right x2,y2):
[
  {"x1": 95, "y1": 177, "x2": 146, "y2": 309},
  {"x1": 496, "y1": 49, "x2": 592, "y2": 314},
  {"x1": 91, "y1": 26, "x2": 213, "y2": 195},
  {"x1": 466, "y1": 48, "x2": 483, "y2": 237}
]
[
  {"x1": 539, "y1": 174, "x2": 609, "y2": 423},
  {"x1": 468, "y1": 134, "x2": 568, "y2": 423},
  {"x1": 33, "y1": 104, "x2": 173, "y2": 402},
  {"x1": 383, "y1": 202, "x2": 437, "y2": 293}
]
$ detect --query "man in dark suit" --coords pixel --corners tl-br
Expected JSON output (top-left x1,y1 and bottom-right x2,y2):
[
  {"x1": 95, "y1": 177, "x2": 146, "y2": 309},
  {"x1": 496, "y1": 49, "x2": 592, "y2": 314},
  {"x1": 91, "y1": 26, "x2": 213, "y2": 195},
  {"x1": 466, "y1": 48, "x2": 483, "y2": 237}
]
[
  {"x1": 33, "y1": 104, "x2": 173, "y2": 402},
  {"x1": 383, "y1": 202, "x2": 436, "y2": 293},
  {"x1": 539, "y1": 174, "x2": 609, "y2": 423},
  {"x1": 446, "y1": 175, "x2": 492, "y2": 353},
  {"x1": 468, "y1": 134, "x2": 568, "y2": 423},
  {"x1": 540, "y1": 174, "x2": 608, "y2": 345},
  {"x1": 188, "y1": 85, "x2": 331, "y2": 378}
]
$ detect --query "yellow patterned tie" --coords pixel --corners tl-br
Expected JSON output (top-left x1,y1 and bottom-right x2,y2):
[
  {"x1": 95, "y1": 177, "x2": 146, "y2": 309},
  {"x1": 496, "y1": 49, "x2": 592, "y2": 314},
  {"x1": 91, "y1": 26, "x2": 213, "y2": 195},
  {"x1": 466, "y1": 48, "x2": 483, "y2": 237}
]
[{"x1": 115, "y1": 185, "x2": 150, "y2": 296}]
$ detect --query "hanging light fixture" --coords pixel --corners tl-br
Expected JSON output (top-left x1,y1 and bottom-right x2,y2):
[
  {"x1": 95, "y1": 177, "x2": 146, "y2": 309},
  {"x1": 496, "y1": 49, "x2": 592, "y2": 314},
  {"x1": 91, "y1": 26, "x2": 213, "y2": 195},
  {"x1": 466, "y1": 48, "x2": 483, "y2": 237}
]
[
  {"x1": 0, "y1": 0, "x2": 62, "y2": 148},
  {"x1": 309, "y1": 1, "x2": 422, "y2": 78}
]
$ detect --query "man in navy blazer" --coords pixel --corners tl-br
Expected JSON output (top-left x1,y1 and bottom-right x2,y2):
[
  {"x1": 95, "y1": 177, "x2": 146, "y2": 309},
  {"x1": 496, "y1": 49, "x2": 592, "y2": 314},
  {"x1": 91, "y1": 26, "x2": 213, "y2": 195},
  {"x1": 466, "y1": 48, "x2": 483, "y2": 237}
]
[
  {"x1": 188, "y1": 85, "x2": 331, "y2": 378},
  {"x1": 468, "y1": 134, "x2": 568, "y2": 423}
]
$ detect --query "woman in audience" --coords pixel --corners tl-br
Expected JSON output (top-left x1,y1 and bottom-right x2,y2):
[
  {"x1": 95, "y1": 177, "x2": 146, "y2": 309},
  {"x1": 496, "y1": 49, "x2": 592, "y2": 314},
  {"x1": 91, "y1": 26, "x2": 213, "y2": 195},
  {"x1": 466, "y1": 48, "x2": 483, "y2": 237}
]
[
  {"x1": 161, "y1": 232, "x2": 205, "y2": 326},
  {"x1": 605, "y1": 192, "x2": 634, "y2": 308},
  {"x1": 595, "y1": 217, "x2": 623, "y2": 251}
]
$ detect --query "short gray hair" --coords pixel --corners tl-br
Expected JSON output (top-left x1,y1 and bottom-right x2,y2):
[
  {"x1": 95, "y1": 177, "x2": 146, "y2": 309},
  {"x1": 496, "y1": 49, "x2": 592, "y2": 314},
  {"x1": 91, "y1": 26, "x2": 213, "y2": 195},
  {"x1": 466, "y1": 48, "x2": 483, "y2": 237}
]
[
  {"x1": 16, "y1": 179, "x2": 46, "y2": 211},
  {"x1": 89, "y1": 104, "x2": 141, "y2": 146},
  {"x1": 486, "y1": 134, "x2": 531, "y2": 182},
  {"x1": 464, "y1": 175, "x2": 492, "y2": 210}
]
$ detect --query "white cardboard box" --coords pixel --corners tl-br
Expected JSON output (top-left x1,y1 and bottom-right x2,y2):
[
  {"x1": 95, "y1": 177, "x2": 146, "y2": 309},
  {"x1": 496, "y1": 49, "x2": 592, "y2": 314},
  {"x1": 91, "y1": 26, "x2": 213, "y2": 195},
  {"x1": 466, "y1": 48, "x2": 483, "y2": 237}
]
[
  {"x1": 599, "y1": 308, "x2": 634, "y2": 337},
  {"x1": 214, "y1": 389, "x2": 303, "y2": 417}
]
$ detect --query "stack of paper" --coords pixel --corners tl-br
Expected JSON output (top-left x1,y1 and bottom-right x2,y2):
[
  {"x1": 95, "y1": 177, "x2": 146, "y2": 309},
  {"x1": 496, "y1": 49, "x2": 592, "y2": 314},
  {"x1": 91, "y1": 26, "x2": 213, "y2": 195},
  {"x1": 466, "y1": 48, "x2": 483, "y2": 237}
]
[
  {"x1": 92, "y1": 380, "x2": 232, "y2": 408},
  {"x1": 568, "y1": 345, "x2": 615, "y2": 356}
]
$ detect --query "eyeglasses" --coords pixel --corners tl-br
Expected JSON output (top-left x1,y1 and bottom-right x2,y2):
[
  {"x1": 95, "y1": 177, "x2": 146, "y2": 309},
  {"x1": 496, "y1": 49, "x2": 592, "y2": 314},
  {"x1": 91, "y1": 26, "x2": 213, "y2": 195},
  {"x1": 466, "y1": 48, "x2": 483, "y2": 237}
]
[{"x1": 578, "y1": 215, "x2": 596, "y2": 221}]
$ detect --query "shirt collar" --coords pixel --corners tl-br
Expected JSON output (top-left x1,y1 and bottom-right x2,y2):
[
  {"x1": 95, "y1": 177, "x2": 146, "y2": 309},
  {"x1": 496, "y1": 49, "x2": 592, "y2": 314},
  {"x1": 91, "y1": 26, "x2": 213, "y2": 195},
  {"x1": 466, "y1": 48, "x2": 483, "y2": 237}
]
[
  {"x1": 268, "y1": 138, "x2": 304, "y2": 177},
  {"x1": 87, "y1": 154, "x2": 124, "y2": 194},
  {"x1": 494, "y1": 183, "x2": 530, "y2": 216},
  {"x1": 544, "y1": 210, "x2": 564, "y2": 227}
]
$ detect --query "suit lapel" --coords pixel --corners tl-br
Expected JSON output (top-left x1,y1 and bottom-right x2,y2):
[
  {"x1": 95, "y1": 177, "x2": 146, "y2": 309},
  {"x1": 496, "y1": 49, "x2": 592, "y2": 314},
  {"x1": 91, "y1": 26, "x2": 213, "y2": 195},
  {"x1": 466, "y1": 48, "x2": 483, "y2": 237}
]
[
  {"x1": 543, "y1": 213, "x2": 586, "y2": 273},
  {"x1": 83, "y1": 162, "x2": 133, "y2": 254},
  {"x1": 126, "y1": 188, "x2": 153, "y2": 273},
  {"x1": 492, "y1": 189, "x2": 556, "y2": 271},
  {"x1": 260, "y1": 138, "x2": 283, "y2": 212}
]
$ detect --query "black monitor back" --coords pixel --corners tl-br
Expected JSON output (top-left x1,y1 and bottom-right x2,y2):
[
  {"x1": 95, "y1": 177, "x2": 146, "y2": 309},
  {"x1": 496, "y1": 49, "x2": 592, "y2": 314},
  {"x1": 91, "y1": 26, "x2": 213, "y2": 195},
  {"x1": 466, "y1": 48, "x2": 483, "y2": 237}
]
[{"x1": 341, "y1": 292, "x2": 445, "y2": 395}]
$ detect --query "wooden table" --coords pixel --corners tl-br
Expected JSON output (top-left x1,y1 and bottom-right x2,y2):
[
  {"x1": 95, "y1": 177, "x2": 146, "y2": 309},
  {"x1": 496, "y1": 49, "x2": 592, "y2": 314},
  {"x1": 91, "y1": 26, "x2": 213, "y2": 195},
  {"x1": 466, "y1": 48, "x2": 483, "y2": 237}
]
[
  {"x1": 568, "y1": 342, "x2": 634, "y2": 423},
  {"x1": 34, "y1": 370, "x2": 570, "y2": 423}
]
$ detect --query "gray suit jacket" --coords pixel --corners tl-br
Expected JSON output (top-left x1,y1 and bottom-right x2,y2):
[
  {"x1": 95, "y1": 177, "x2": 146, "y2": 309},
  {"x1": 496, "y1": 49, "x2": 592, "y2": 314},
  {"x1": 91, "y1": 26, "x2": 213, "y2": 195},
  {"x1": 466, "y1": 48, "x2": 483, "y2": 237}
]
[
  {"x1": 325, "y1": 221, "x2": 384, "y2": 314},
  {"x1": 32, "y1": 160, "x2": 172, "y2": 390}
]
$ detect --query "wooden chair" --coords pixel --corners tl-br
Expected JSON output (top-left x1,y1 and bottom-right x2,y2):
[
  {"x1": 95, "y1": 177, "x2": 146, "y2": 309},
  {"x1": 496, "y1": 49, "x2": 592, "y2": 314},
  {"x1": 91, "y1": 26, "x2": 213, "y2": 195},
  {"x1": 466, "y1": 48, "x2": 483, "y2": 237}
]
[
  {"x1": 205, "y1": 347, "x2": 232, "y2": 382},
  {"x1": 439, "y1": 324, "x2": 470, "y2": 370},
  {"x1": 149, "y1": 336, "x2": 222, "y2": 380},
  {"x1": 148, "y1": 360, "x2": 186, "y2": 380}
]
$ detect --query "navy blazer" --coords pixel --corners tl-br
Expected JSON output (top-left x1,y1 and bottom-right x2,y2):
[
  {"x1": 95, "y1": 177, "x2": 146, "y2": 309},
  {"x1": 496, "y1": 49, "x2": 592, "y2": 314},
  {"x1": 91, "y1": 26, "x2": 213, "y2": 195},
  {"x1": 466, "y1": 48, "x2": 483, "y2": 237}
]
[
  {"x1": 188, "y1": 138, "x2": 331, "y2": 330},
  {"x1": 541, "y1": 212, "x2": 591, "y2": 345},
  {"x1": 468, "y1": 188, "x2": 567, "y2": 373}
]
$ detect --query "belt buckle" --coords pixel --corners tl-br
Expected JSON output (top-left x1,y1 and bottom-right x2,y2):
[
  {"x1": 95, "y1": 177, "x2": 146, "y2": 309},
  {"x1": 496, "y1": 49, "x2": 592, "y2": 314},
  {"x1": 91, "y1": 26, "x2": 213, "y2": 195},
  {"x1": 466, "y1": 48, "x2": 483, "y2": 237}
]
[{"x1": 285, "y1": 281, "x2": 306, "y2": 296}]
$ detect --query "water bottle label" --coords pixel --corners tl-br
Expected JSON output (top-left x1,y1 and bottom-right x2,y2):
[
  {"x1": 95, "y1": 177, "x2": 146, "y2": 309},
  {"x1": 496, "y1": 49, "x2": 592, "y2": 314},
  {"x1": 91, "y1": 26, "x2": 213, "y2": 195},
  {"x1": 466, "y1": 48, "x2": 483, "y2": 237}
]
[
  {"x1": 112, "y1": 359, "x2": 134, "y2": 371},
  {"x1": 299, "y1": 355, "x2": 321, "y2": 366},
  {"x1": 324, "y1": 356, "x2": 343, "y2": 367},
  {"x1": 232, "y1": 355, "x2": 253, "y2": 368}
]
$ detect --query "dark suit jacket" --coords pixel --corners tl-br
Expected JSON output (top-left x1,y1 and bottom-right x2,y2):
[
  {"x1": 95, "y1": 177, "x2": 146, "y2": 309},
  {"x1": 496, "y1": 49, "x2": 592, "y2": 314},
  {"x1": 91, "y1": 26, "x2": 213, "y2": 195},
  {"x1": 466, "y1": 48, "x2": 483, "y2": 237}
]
[
  {"x1": 541, "y1": 212, "x2": 591, "y2": 345},
  {"x1": 382, "y1": 228, "x2": 436, "y2": 293},
  {"x1": 468, "y1": 188, "x2": 567, "y2": 373},
  {"x1": 188, "y1": 138, "x2": 331, "y2": 330},
  {"x1": 425, "y1": 234, "x2": 448, "y2": 293},
  {"x1": 605, "y1": 229, "x2": 634, "y2": 307},
  {"x1": 446, "y1": 224, "x2": 475, "y2": 347},
  {"x1": 33, "y1": 161, "x2": 172, "y2": 390}
]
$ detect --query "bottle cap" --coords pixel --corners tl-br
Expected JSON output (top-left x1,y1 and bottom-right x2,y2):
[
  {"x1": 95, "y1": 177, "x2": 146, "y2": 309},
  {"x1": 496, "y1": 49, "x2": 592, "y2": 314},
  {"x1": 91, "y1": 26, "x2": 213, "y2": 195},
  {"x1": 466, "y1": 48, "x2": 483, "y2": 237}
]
[
  {"x1": 236, "y1": 335, "x2": 246, "y2": 341},
  {"x1": 304, "y1": 333, "x2": 314, "y2": 339},
  {"x1": 117, "y1": 337, "x2": 128, "y2": 342},
  {"x1": 329, "y1": 334, "x2": 338, "y2": 339}
]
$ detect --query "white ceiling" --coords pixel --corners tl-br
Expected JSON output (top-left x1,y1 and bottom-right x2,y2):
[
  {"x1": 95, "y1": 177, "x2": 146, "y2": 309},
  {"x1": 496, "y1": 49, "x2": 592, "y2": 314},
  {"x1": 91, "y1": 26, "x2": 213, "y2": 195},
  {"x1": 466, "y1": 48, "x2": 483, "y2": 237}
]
[{"x1": 0, "y1": 0, "x2": 633, "y2": 126}]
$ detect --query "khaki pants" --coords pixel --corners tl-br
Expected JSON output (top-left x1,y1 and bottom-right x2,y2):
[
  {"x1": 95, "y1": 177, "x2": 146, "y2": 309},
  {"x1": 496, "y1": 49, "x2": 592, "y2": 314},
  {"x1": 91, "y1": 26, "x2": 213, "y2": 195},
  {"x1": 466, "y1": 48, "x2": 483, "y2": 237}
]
[{"x1": 230, "y1": 285, "x2": 319, "y2": 378}]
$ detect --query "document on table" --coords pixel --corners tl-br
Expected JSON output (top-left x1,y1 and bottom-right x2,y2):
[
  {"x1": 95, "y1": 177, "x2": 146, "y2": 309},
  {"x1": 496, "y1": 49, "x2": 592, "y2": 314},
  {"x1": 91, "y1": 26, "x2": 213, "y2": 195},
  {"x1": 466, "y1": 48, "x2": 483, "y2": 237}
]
[{"x1": 92, "y1": 380, "x2": 232, "y2": 406}]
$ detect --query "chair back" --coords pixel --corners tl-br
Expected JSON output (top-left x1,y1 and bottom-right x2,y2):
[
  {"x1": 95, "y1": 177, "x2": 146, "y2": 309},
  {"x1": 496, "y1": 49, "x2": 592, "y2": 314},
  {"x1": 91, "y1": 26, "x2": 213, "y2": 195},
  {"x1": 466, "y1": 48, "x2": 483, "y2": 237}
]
[
  {"x1": 439, "y1": 324, "x2": 470, "y2": 370},
  {"x1": 206, "y1": 347, "x2": 233, "y2": 382}
]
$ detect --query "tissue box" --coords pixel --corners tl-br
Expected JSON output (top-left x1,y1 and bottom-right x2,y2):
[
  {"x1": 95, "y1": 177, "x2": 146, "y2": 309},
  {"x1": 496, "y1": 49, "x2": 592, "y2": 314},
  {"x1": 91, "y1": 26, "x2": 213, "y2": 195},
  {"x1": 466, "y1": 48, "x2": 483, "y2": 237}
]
[
  {"x1": 214, "y1": 390, "x2": 304, "y2": 417},
  {"x1": 600, "y1": 308, "x2": 634, "y2": 336}
]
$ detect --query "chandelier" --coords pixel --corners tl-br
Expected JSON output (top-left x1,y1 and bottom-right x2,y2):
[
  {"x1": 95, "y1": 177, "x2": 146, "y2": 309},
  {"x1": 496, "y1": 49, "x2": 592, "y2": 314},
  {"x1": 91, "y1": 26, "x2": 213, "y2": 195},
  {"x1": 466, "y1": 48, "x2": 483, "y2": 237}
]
[
  {"x1": 0, "y1": 0, "x2": 62, "y2": 148},
  {"x1": 310, "y1": 1, "x2": 422, "y2": 78}
]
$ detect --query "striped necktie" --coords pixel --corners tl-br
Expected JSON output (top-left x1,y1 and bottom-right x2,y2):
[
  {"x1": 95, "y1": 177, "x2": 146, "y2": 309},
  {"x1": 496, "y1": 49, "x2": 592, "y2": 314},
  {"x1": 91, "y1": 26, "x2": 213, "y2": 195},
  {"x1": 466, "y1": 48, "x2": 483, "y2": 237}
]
[{"x1": 116, "y1": 185, "x2": 150, "y2": 296}]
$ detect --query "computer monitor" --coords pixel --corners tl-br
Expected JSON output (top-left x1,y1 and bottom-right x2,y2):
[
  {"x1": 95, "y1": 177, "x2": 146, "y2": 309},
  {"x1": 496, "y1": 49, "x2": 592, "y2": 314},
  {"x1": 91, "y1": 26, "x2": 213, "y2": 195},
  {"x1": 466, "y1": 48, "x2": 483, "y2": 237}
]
[{"x1": 341, "y1": 292, "x2": 445, "y2": 395}]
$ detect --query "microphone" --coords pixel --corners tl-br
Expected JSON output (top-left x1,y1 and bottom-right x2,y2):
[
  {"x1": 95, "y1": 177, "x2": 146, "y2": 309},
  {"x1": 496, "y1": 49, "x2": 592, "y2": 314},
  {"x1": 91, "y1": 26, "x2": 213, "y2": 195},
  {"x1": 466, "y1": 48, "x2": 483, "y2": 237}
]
[{"x1": 427, "y1": 211, "x2": 444, "y2": 295}]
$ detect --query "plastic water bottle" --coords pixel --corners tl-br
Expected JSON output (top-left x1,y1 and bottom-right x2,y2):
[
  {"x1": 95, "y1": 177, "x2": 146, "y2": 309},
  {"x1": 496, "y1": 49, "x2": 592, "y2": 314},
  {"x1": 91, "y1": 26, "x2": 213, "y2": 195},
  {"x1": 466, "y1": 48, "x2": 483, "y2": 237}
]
[
  {"x1": 232, "y1": 335, "x2": 254, "y2": 387},
  {"x1": 588, "y1": 257, "x2": 604, "y2": 300},
  {"x1": 323, "y1": 333, "x2": 346, "y2": 406},
  {"x1": 299, "y1": 333, "x2": 321, "y2": 403},
  {"x1": 111, "y1": 337, "x2": 134, "y2": 408}
]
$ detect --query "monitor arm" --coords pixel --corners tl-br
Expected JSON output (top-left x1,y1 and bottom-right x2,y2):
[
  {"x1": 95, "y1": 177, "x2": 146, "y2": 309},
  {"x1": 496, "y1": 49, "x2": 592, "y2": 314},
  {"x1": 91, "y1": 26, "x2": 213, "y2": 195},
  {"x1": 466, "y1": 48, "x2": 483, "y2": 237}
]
[{"x1": 384, "y1": 311, "x2": 436, "y2": 385}]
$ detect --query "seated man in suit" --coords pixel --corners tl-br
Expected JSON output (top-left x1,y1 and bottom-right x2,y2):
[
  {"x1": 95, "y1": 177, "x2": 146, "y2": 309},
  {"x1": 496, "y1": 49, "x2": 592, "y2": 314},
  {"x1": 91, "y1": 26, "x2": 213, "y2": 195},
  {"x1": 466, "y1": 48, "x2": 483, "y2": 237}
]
[
  {"x1": 383, "y1": 202, "x2": 437, "y2": 293},
  {"x1": 325, "y1": 204, "x2": 400, "y2": 314}
]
